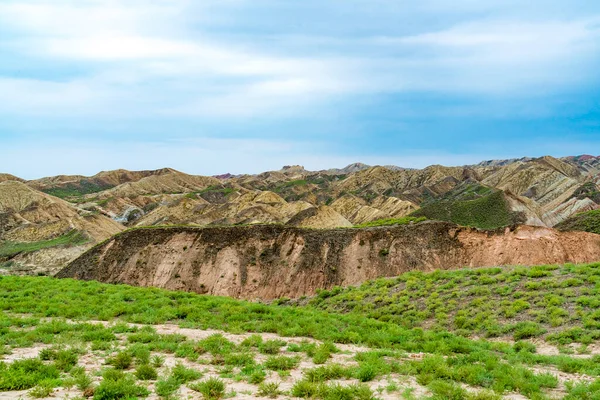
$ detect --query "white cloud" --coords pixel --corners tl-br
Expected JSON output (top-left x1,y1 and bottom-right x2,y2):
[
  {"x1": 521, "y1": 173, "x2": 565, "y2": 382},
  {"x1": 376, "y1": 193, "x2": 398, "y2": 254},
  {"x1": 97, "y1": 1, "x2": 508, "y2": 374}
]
[
  {"x1": 0, "y1": 0, "x2": 599, "y2": 120},
  {"x1": 0, "y1": 1, "x2": 357, "y2": 118}
]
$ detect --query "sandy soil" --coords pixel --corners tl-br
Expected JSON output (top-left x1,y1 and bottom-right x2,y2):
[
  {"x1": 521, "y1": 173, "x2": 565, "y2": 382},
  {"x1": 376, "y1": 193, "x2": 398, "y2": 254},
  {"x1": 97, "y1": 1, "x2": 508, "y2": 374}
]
[{"x1": 1, "y1": 316, "x2": 592, "y2": 399}]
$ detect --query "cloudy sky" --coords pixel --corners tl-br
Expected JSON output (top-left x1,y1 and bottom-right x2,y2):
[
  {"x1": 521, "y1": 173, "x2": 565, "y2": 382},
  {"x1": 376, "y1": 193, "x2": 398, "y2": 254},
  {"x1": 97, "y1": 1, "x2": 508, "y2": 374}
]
[{"x1": 1, "y1": 0, "x2": 599, "y2": 179}]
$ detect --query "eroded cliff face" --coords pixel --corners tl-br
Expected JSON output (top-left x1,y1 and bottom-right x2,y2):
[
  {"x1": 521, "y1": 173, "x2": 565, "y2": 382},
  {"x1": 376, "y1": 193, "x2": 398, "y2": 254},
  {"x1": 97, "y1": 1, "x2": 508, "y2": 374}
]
[{"x1": 57, "y1": 222, "x2": 600, "y2": 300}]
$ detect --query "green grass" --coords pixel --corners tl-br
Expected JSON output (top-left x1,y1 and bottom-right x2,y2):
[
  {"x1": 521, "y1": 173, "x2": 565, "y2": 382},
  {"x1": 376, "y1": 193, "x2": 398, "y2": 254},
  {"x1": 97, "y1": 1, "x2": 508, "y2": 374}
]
[
  {"x1": 257, "y1": 382, "x2": 282, "y2": 398},
  {"x1": 411, "y1": 190, "x2": 524, "y2": 230},
  {"x1": 310, "y1": 263, "x2": 600, "y2": 344},
  {"x1": 94, "y1": 373, "x2": 149, "y2": 400},
  {"x1": 43, "y1": 180, "x2": 113, "y2": 199},
  {"x1": 354, "y1": 216, "x2": 427, "y2": 228},
  {"x1": 189, "y1": 377, "x2": 226, "y2": 400},
  {"x1": 0, "y1": 230, "x2": 89, "y2": 258},
  {"x1": 0, "y1": 358, "x2": 60, "y2": 390},
  {"x1": 556, "y1": 209, "x2": 600, "y2": 234},
  {"x1": 3, "y1": 270, "x2": 600, "y2": 398},
  {"x1": 572, "y1": 182, "x2": 600, "y2": 204}
]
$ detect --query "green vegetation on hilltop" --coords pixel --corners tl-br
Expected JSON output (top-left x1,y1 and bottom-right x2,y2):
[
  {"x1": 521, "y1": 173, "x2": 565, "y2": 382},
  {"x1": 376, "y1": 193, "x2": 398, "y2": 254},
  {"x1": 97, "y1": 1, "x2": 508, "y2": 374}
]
[
  {"x1": 572, "y1": 182, "x2": 600, "y2": 204},
  {"x1": 354, "y1": 216, "x2": 427, "y2": 228},
  {"x1": 421, "y1": 183, "x2": 494, "y2": 206},
  {"x1": 0, "y1": 230, "x2": 89, "y2": 259},
  {"x1": 556, "y1": 209, "x2": 600, "y2": 235},
  {"x1": 43, "y1": 181, "x2": 113, "y2": 200},
  {"x1": 411, "y1": 189, "x2": 524, "y2": 230}
]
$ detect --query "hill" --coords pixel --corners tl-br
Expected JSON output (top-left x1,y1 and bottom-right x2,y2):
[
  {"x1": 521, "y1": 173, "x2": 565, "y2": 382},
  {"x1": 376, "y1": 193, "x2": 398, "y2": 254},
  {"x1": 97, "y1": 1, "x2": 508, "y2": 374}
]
[
  {"x1": 556, "y1": 209, "x2": 600, "y2": 235},
  {"x1": 411, "y1": 186, "x2": 525, "y2": 230},
  {"x1": 0, "y1": 173, "x2": 23, "y2": 183},
  {"x1": 15, "y1": 155, "x2": 600, "y2": 232},
  {"x1": 0, "y1": 181, "x2": 124, "y2": 274},
  {"x1": 58, "y1": 222, "x2": 600, "y2": 300},
  {"x1": 27, "y1": 168, "x2": 178, "y2": 199}
]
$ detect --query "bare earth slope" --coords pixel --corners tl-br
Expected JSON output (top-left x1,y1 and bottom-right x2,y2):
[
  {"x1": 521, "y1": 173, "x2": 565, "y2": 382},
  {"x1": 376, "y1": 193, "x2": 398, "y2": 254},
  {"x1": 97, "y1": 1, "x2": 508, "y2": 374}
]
[
  {"x1": 0, "y1": 181, "x2": 124, "y2": 274},
  {"x1": 58, "y1": 222, "x2": 600, "y2": 300},
  {"x1": 17, "y1": 155, "x2": 600, "y2": 230},
  {"x1": 27, "y1": 167, "x2": 178, "y2": 198}
]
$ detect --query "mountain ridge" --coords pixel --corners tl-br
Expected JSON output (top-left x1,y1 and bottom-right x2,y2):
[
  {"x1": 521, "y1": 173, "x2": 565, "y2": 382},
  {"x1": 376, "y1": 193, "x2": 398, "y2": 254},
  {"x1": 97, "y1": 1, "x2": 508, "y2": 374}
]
[{"x1": 2, "y1": 154, "x2": 600, "y2": 275}]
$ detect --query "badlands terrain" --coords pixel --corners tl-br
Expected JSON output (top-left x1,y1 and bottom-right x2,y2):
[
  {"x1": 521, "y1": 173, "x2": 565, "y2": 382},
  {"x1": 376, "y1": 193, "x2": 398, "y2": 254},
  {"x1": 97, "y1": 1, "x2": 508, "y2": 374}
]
[
  {"x1": 1, "y1": 155, "x2": 600, "y2": 276},
  {"x1": 2, "y1": 155, "x2": 600, "y2": 399}
]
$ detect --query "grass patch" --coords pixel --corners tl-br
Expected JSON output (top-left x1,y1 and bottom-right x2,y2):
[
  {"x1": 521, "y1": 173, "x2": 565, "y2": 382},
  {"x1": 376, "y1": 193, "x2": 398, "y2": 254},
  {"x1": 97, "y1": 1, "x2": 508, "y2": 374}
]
[
  {"x1": 189, "y1": 377, "x2": 226, "y2": 400},
  {"x1": 557, "y1": 209, "x2": 600, "y2": 234},
  {"x1": 2, "y1": 270, "x2": 600, "y2": 397},
  {"x1": 354, "y1": 216, "x2": 426, "y2": 228},
  {"x1": 0, "y1": 230, "x2": 88, "y2": 258},
  {"x1": 411, "y1": 189, "x2": 523, "y2": 230},
  {"x1": 0, "y1": 358, "x2": 60, "y2": 390}
]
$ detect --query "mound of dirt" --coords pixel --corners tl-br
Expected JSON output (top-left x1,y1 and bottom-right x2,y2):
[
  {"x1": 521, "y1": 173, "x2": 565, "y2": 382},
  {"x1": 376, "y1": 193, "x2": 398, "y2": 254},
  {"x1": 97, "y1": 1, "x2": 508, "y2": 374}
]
[{"x1": 58, "y1": 222, "x2": 600, "y2": 300}]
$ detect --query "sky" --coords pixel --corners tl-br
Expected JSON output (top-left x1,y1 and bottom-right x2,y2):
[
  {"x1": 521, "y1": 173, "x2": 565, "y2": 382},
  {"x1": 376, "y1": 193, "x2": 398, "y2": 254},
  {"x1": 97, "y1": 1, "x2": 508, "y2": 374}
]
[{"x1": 1, "y1": 0, "x2": 600, "y2": 179}]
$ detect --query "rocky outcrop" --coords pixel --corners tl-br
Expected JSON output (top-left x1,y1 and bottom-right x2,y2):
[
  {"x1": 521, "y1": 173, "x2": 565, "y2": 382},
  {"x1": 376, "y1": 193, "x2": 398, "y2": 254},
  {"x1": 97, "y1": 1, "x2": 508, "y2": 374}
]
[{"x1": 58, "y1": 222, "x2": 600, "y2": 300}]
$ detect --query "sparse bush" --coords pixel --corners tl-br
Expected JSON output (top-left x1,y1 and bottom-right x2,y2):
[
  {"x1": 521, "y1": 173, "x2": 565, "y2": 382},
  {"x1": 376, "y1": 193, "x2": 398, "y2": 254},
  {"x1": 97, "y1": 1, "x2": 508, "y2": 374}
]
[
  {"x1": 135, "y1": 364, "x2": 158, "y2": 381},
  {"x1": 189, "y1": 378, "x2": 226, "y2": 400},
  {"x1": 155, "y1": 377, "x2": 180, "y2": 398},
  {"x1": 94, "y1": 375, "x2": 149, "y2": 400},
  {"x1": 107, "y1": 351, "x2": 132, "y2": 370},
  {"x1": 28, "y1": 381, "x2": 55, "y2": 398},
  {"x1": 0, "y1": 359, "x2": 60, "y2": 391},
  {"x1": 151, "y1": 355, "x2": 165, "y2": 368},
  {"x1": 259, "y1": 339, "x2": 286, "y2": 355},
  {"x1": 170, "y1": 362, "x2": 201, "y2": 383},
  {"x1": 264, "y1": 356, "x2": 300, "y2": 371},
  {"x1": 257, "y1": 382, "x2": 282, "y2": 398}
]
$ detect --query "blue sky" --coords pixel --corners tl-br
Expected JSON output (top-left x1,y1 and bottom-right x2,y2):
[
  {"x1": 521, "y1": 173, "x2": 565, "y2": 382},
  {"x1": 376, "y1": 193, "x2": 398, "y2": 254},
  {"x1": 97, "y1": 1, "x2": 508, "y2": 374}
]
[{"x1": 1, "y1": 0, "x2": 599, "y2": 179}]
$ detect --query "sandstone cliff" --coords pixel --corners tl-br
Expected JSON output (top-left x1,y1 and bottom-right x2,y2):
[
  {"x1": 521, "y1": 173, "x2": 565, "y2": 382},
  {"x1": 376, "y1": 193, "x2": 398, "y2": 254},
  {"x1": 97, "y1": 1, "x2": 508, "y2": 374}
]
[{"x1": 58, "y1": 222, "x2": 600, "y2": 300}]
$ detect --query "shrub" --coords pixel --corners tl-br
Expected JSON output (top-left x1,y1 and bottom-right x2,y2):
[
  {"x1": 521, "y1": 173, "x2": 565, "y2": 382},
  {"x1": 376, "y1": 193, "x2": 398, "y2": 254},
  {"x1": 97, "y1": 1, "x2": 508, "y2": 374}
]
[
  {"x1": 240, "y1": 334, "x2": 263, "y2": 348},
  {"x1": 257, "y1": 382, "x2": 282, "y2": 398},
  {"x1": 28, "y1": 381, "x2": 56, "y2": 398},
  {"x1": 189, "y1": 378, "x2": 226, "y2": 400},
  {"x1": 224, "y1": 352, "x2": 256, "y2": 367},
  {"x1": 54, "y1": 349, "x2": 79, "y2": 372},
  {"x1": 513, "y1": 322, "x2": 546, "y2": 340},
  {"x1": 259, "y1": 340, "x2": 286, "y2": 355},
  {"x1": 320, "y1": 383, "x2": 376, "y2": 400},
  {"x1": 513, "y1": 341, "x2": 536, "y2": 354},
  {"x1": 151, "y1": 355, "x2": 165, "y2": 368},
  {"x1": 0, "y1": 359, "x2": 60, "y2": 391},
  {"x1": 93, "y1": 375, "x2": 149, "y2": 400},
  {"x1": 135, "y1": 364, "x2": 158, "y2": 381},
  {"x1": 305, "y1": 364, "x2": 354, "y2": 383},
  {"x1": 428, "y1": 379, "x2": 467, "y2": 400},
  {"x1": 107, "y1": 351, "x2": 132, "y2": 370},
  {"x1": 170, "y1": 363, "x2": 201, "y2": 383},
  {"x1": 155, "y1": 377, "x2": 180, "y2": 398},
  {"x1": 248, "y1": 369, "x2": 267, "y2": 384},
  {"x1": 263, "y1": 356, "x2": 300, "y2": 371},
  {"x1": 291, "y1": 380, "x2": 320, "y2": 399},
  {"x1": 355, "y1": 363, "x2": 378, "y2": 382},
  {"x1": 75, "y1": 373, "x2": 93, "y2": 391}
]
